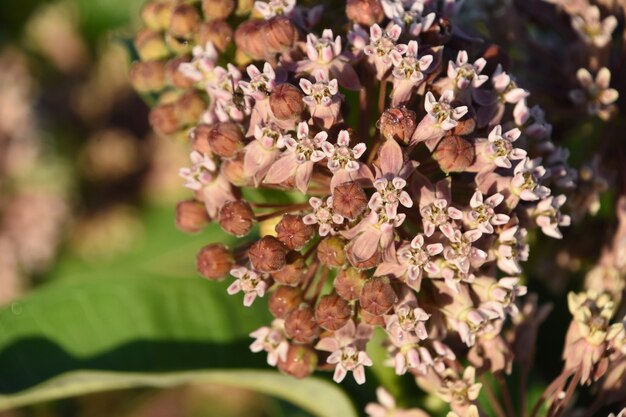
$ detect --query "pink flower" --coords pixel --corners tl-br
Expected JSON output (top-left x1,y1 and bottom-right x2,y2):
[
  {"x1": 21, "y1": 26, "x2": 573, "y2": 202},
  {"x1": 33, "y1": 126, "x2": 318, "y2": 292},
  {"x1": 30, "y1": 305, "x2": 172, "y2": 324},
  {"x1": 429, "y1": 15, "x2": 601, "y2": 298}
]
[
  {"x1": 466, "y1": 191, "x2": 510, "y2": 234},
  {"x1": 420, "y1": 198, "x2": 462, "y2": 237},
  {"x1": 496, "y1": 226, "x2": 529, "y2": 275},
  {"x1": 179, "y1": 151, "x2": 216, "y2": 191},
  {"x1": 363, "y1": 23, "x2": 405, "y2": 79},
  {"x1": 571, "y1": 5, "x2": 617, "y2": 48},
  {"x1": 249, "y1": 319, "x2": 290, "y2": 366},
  {"x1": 243, "y1": 124, "x2": 287, "y2": 184},
  {"x1": 302, "y1": 196, "x2": 344, "y2": 236},
  {"x1": 570, "y1": 67, "x2": 619, "y2": 120},
  {"x1": 343, "y1": 210, "x2": 405, "y2": 262},
  {"x1": 300, "y1": 71, "x2": 343, "y2": 129},
  {"x1": 533, "y1": 194, "x2": 571, "y2": 239},
  {"x1": 396, "y1": 235, "x2": 442, "y2": 290},
  {"x1": 510, "y1": 157, "x2": 551, "y2": 201},
  {"x1": 447, "y1": 50, "x2": 488, "y2": 90},
  {"x1": 390, "y1": 40, "x2": 433, "y2": 105},
  {"x1": 482, "y1": 124, "x2": 525, "y2": 169},
  {"x1": 254, "y1": 0, "x2": 296, "y2": 19},
  {"x1": 178, "y1": 42, "x2": 218, "y2": 84},
  {"x1": 369, "y1": 176, "x2": 413, "y2": 220},
  {"x1": 474, "y1": 64, "x2": 528, "y2": 127},
  {"x1": 227, "y1": 266, "x2": 268, "y2": 307},
  {"x1": 365, "y1": 387, "x2": 431, "y2": 417},
  {"x1": 322, "y1": 129, "x2": 366, "y2": 172},
  {"x1": 411, "y1": 90, "x2": 468, "y2": 147},
  {"x1": 381, "y1": 0, "x2": 436, "y2": 37}
]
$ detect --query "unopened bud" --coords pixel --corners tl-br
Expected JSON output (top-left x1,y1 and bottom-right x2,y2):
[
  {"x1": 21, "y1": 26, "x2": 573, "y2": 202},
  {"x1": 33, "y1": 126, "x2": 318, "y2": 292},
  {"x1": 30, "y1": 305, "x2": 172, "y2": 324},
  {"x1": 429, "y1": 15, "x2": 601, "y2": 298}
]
[
  {"x1": 134, "y1": 29, "x2": 170, "y2": 61},
  {"x1": 191, "y1": 123, "x2": 213, "y2": 154},
  {"x1": 149, "y1": 103, "x2": 179, "y2": 136},
  {"x1": 169, "y1": 4, "x2": 200, "y2": 39},
  {"x1": 315, "y1": 294, "x2": 351, "y2": 331},
  {"x1": 332, "y1": 182, "x2": 368, "y2": 219},
  {"x1": 207, "y1": 122, "x2": 244, "y2": 158},
  {"x1": 165, "y1": 32, "x2": 192, "y2": 55},
  {"x1": 248, "y1": 236, "x2": 287, "y2": 272},
  {"x1": 275, "y1": 214, "x2": 314, "y2": 250},
  {"x1": 269, "y1": 286, "x2": 303, "y2": 318},
  {"x1": 271, "y1": 252, "x2": 305, "y2": 286},
  {"x1": 334, "y1": 267, "x2": 367, "y2": 301},
  {"x1": 174, "y1": 90, "x2": 206, "y2": 127},
  {"x1": 221, "y1": 152, "x2": 249, "y2": 186},
  {"x1": 166, "y1": 56, "x2": 195, "y2": 89},
  {"x1": 346, "y1": 244, "x2": 380, "y2": 269},
  {"x1": 346, "y1": 0, "x2": 384, "y2": 26},
  {"x1": 202, "y1": 0, "x2": 235, "y2": 20},
  {"x1": 270, "y1": 83, "x2": 305, "y2": 121},
  {"x1": 278, "y1": 344, "x2": 318, "y2": 379},
  {"x1": 235, "y1": 20, "x2": 267, "y2": 60},
  {"x1": 219, "y1": 200, "x2": 254, "y2": 236},
  {"x1": 285, "y1": 306, "x2": 320, "y2": 343},
  {"x1": 432, "y1": 135, "x2": 475, "y2": 173},
  {"x1": 451, "y1": 111, "x2": 476, "y2": 136},
  {"x1": 360, "y1": 277, "x2": 397, "y2": 316},
  {"x1": 197, "y1": 244, "x2": 233, "y2": 280},
  {"x1": 361, "y1": 309, "x2": 386, "y2": 326},
  {"x1": 130, "y1": 60, "x2": 166, "y2": 93},
  {"x1": 263, "y1": 16, "x2": 297, "y2": 53},
  {"x1": 317, "y1": 236, "x2": 347, "y2": 268},
  {"x1": 198, "y1": 21, "x2": 233, "y2": 52},
  {"x1": 141, "y1": 2, "x2": 172, "y2": 30},
  {"x1": 378, "y1": 107, "x2": 417, "y2": 144},
  {"x1": 176, "y1": 199, "x2": 209, "y2": 232}
]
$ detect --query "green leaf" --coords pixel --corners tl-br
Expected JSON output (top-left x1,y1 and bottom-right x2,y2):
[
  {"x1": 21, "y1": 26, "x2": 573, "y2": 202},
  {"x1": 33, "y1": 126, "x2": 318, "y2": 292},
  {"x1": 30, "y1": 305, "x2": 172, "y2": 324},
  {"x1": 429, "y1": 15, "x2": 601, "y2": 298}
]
[{"x1": 0, "y1": 370, "x2": 358, "y2": 417}]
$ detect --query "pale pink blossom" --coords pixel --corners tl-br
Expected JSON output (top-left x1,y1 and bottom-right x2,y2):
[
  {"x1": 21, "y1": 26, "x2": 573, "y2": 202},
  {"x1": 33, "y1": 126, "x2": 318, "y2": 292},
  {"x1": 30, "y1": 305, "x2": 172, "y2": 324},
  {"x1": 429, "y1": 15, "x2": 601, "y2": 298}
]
[
  {"x1": 249, "y1": 319, "x2": 290, "y2": 366},
  {"x1": 533, "y1": 194, "x2": 571, "y2": 239},
  {"x1": 510, "y1": 157, "x2": 551, "y2": 201},
  {"x1": 570, "y1": 67, "x2": 619, "y2": 120},
  {"x1": 381, "y1": 0, "x2": 436, "y2": 37},
  {"x1": 496, "y1": 226, "x2": 529, "y2": 275},
  {"x1": 179, "y1": 151, "x2": 216, "y2": 191},
  {"x1": 420, "y1": 198, "x2": 463, "y2": 237},
  {"x1": 254, "y1": 0, "x2": 296, "y2": 19},
  {"x1": 228, "y1": 266, "x2": 268, "y2": 306},
  {"x1": 483, "y1": 125, "x2": 525, "y2": 169},
  {"x1": 571, "y1": 5, "x2": 617, "y2": 47},
  {"x1": 243, "y1": 124, "x2": 287, "y2": 184},
  {"x1": 365, "y1": 387, "x2": 431, "y2": 417},
  {"x1": 466, "y1": 191, "x2": 510, "y2": 234},
  {"x1": 363, "y1": 23, "x2": 405, "y2": 79},
  {"x1": 369, "y1": 177, "x2": 413, "y2": 220},
  {"x1": 411, "y1": 90, "x2": 468, "y2": 147},
  {"x1": 390, "y1": 40, "x2": 433, "y2": 105},
  {"x1": 447, "y1": 50, "x2": 488, "y2": 90},
  {"x1": 300, "y1": 71, "x2": 343, "y2": 128},
  {"x1": 343, "y1": 210, "x2": 406, "y2": 262},
  {"x1": 239, "y1": 62, "x2": 276, "y2": 101},
  {"x1": 302, "y1": 196, "x2": 344, "y2": 236}
]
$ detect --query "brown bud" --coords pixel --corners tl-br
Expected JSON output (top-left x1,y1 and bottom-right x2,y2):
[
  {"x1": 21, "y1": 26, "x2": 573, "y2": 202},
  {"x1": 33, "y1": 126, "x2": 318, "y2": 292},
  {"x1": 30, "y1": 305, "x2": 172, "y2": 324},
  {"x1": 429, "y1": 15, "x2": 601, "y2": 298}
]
[
  {"x1": 346, "y1": 0, "x2": 384, "y2": 26},
  {"x1": 451, "y1": 113, "x2": 476, "y2": 136},
  {"x1": 198, "y1": 20, "x2": 233, "y2": 52},
  {"x1": 130, "y1": 60, "x2": 166, "y2": 93},
  {"x1": 271, "y1": 252, "x2": 305, "y2": 286},
  {"x1": 219, "y1": 200, "x2": 254, "y2": 236},
  {"x1": 207, "y1": 122, "x2": 244, "y2": 158},
  {"x1": 176, "y1": 199, "x2": 209, "y2": 232},
  {"x1": 285, "y1": 306, "x2": 320, "y2": 343},
  {"x1": 191, "y1": 123, "x2": 213, "y2": 154},
  {"x1": 235, "y1": 20, "x2": 267, "y2": 60},
  {"x1": 317, "y1": 236, "x2": 347, "y2": 268},
  {"x1": 141, "y1": 2, "x2": 172, "y2": 30},
  {"x1": 197, "y1": 244, "x2": 233, "y2": 280},
  {"x1": 263, "y1": 16, "x2": 297, "y2": 53},
  {"x1": 315, "y1": 294, "x2": 351, "y2": 331},
  {"x1": 248, "y1": 236, "x2": 287, "y2": 272},
  {"x1": 202, "y1": 0, "x2": 235, "y2": 20},
  {"x1": 275, "y1": 214, "x2": 314, "y2": 250},
  {"x1": 149, "y1": 103, "x2": 179, "y2": 136},
  {"x1": 334, "y1": 268, "x2": 367, "y2": 301},
  {"x1": 270, "y1": 83, "x2": 305, "y2": 120},
  {"x1": 174, "y1": 90, "x2": 206, "y2": 127},
  {"x1": 134, "y1": 29, "x2": 170, "y2": 61},
  {"x1": 269, "y1": 286, "x2": 303, "y2": 318},
  {"x1": 221, "y1": 152, "x2": 248, "y2": 186},
  {"x1": 169, "y1": 4, "x2": 200, "y2": 39},
  {"x1": 278, "y1": 344, "x2": 318, "y2": 379},
  {"x1": 164, "y1": 32, "x2": 192, "y2": 55},
  {"x1": 361, "y1": 309, "x2": 386, "y2": 326},
  {"x1": 378, "y1": 107, "x2": 417, "y2": 144},
  {"x1": 332, "y1": 182, "x2": 368, "y2": 219},
  {"x1": 432, "y1": 135, "x2": 475, "y2": 173},
  {"x1": 360, "y1": 277, "x2": 397, "y2": 316},
  {"x1": 346, "y1": 244, "x2": 381, "y2": 270},
  {"x1": 166, "y1": 56, "x2": 195, "y2": 89}
]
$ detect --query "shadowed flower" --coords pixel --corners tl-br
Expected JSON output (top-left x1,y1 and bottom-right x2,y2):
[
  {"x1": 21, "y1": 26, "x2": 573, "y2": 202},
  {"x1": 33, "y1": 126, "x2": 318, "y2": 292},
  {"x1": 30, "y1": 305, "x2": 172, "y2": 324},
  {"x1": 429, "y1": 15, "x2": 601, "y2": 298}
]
[
  {"x1": 381, "y1": 0, "x2": 436, "y2": 37},
  {"x1": 570, "y1": 67, "x2": 619, "y2": 120},
  {"x1": 249, "y1": 319, "x2": 290, "y2": 366},
  {"x1": 366, "y1": 387, "x2": 431, "y2": 417},
  {"x1": 411, "y1": 90, "x2": 468, "y2": 147},
  {"x1": 364, "y1": 23, "x2": 405, "y2": 79},
  {"x1": 571, "y1": 5, "x2": 617, "y2": 48}
]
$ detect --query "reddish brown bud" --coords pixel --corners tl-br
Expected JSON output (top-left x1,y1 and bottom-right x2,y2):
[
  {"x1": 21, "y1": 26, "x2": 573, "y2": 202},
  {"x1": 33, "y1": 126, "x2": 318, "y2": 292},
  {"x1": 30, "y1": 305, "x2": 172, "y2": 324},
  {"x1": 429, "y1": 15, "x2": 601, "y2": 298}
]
[
  {"x1": 315, "y1": 294, "x2": 351, "y2": 331},
  {"x1": 174, "y1": 90, "x2": 206, "y2": 127},
  {"x1": 346, "y1": 244, "x2": 381, "y2": 270},
  {"x1": 221, "y1": 152, "x2": 248, "y2": 186},
  {"x1": 176, "y1": 199, "x2": 209, "y2": 233},
  {"x1": 198, "y1": 20, "x2": 233, "y2": 52},
  {"x1": 433, "y1": 135, "x2": 475, "y2": 173},
  {"x1": 197, "y1": 244, "x2": 233, "y2": 280},
  {"x1": 332, "y1": 182, "x2": 368, "y2": 219},
  {"x1": 334, "y1": 267, "x2": 367, "y2": 301},
  {"x1": 263, "y1": 16, "x2": 297, "y2": 53},
  {"x1": 360, "y1": 277, "x2": 397, "y2": 316},
  {"x1": 275, "y1": 214, "x2": 314, "y2": 250},
  {"x1": 166, "y1": 56, "x2": 195, "y2": 89},
  {"x1": 207, "y1": 122, "x2": 244, "y2": 158},
  {"x1": 285, "y1": 306, "x2": 320, "y2": 344},
  {"x1": 361, "y1": 309, "x2": 386, "y2": 326},
  {"x1": 169, "y1": 4, "x2": 200, "y2": 39},
  {"x1": 378, "y1": 107, "x2": 417, "y2": 144},
  {"x1": 235, "y1": 20, "x2": 267, "y2": 60},
  {"x1": 202, "y1": 0, "x2": 235, "y2": 20},
  {"x1": 317, "y1": 236, "x2": 347, "y2": 268},
  {"x1": 130, "y1": 60, "x2": 166, "y2": 93},
  {"x1": 134, "y1": 29, "x2": 170, "y2": 61},
  {"x1": 191, "y1": 123, "x2": 213, "y2": 154},
  {"x1": 141, "y1": 2, "x2": 172, "y2": 30},
  {"x1": 219, "y1": 200, "x2": 254, "y2": 236},
  {"x1": 271, "y1": 252, "x2": 305, "y2": 286},
  {"x1": 149, "y1": 103, "x2": 179, "y2": 136},
  {"x1": 451, "y1": 112, "x2": 476, "y2": 136},
  {"x1": 248, "y1": 236, "x2": 287, "y2": 272},
  {"x1": 278, "y1": 344, "x2": 318, "y2": 379},
  {"x1": 270, "y1": 83, "x2": 305, "y2": 121},
  {"x1": 346, "y1": 0, "x2": 384, "y2": 26},
  {"x1": 269, "y1": 286, "x2": 303, "y2": 318}
]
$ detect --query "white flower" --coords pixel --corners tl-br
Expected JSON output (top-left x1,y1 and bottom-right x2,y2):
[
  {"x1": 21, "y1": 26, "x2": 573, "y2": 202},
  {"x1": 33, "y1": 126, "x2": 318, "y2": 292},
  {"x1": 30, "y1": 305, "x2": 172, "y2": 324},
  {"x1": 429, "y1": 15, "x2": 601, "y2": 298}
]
[
  {"x1": 179, "y1": 151, "x2": 216, "y2": 190},
  {"x1": 447, "y1": 50, "x2": 488, "y2": 89},
  {"x1": 322, "y1": 130, "x2": 366, "y2": 172},
  {"x1": 227, "y1": 266, "x2": 268, "y2": 307},
  {"x1": 424, "y1": 90, "x2": 468, "y2": 130},
  {"x1": 467, "y1": 191, "x2": 510, "y2": 234},
  {"x1": 369, "y1": 176, "x2": 413, "y2": 219},
  {"x1": 249, "y1": 319, "x2": 289, "y2": 366},
  {"x1": 571, "y1": 5, "x2": 617, "y2": 48},
  {"x1": 254, "y1": 0, "x2": 296, "y2": 19},
  {"x1": 302, "y1": 196, "x2": 344, "y2": 236}
]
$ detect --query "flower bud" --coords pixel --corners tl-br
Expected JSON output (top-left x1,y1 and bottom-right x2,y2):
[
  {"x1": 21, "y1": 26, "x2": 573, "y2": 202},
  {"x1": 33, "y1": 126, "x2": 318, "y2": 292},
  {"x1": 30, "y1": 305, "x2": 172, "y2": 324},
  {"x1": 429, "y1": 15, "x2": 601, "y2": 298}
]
[
  {"x1": 269, "y1": 286, "x2": 303, "y2": 318},
  {"x1": 202, "y1": 0, "x2": 235, "y2": 21},
  {"x1": 432, "y1": 135, "x2": 475, "y2": 173},
  {"x1": 164, "y1": 32, "x2": 192, "y2": 55},
  {"x1": 174, "y1": 90, "x2": 206, "y2": 127},
  {"x1": 176, "y1": 199, "x2": 209, "y2": 233},
  {"x1": 235, "y1": 20, "x2": 267, "y2": 60},
  {"x1": 134, "y1": 29, "x2": 170, "y2": 61},
  {"x1": 315, "y1": 294, "x2": 351, "y2": 331},
  {"x1": 360, "y1": 277, "x2": 397, "y2": 316},
  {"x1": 198, "y1": 21, "x2": 233, "y2": 52},
  {"x1": 275, "y1": 214, "x2": 314, "y2": 250},
  {"x1": 361, "y1": 310, "x2": 386, "y2": 326},
  {"x1": 271, "y1": 252, "x2": 305, "y2": 286},
  {"x1": 378, "y1": 107, "x2": 417, "y2": 144},
  {"x1": 452, "y1": 112, "x2": 476, "y2": 136},
  {"x1": 130, "y1": 60, "x2": 166, "y2": 93},
  {"x1": 248, "y1": 236, "x2": 287, "y2": 272},
  {"x1": 317, "y1": 236, "x2": 347, "y2": 267},
  {"x1": 263, "y1": 16, "x2": 297, "y2": 53},
  {"x1": 169, "y1": 4, "x2": 200, "y2": 39},
  {"x1": 285, "y1": 306, "x2": 320, "y2": 344},
  {"x1": 278, "y1": 344, "x2": 318, "y2": 379},
  {"x1": 197, "y1": 244, "x2": 233, "y2": 280},
  {"x1": 207, "y1": 122, "x2": 244, "y2": 158},
  {"x1": 346, "y1": 244, "x2": 380, "y2": 269},
  {"x1": 166, "y1": 56, "x2": 195, "y2": 89},
  {"x1": 334, "y1": 267, "x2": 367, "y2": 301},
  {"x1": 191, "y1": 123, "x2": 213, "y2": 154},
  {"x1": 221, "y1": 152, "x2": 249, "y2": 186},
  {"x1": 219, "y1": 200, "x2": 254, "y2": 236},
  {"x1": 149, "y1": 103, "x2": 179, "y2": 136},
  {"x1": 346, "y1": 0, "x2": 384, "y2": 26},
  {"x1": 141, "y1": 2, "x2": 172, "y2": 30},
  {"x1": 332, "y1": 182, "x2": 368, "y2": 219},
  {"x1": 270, "y1": 83, "x2": 305, "y2": 121}
]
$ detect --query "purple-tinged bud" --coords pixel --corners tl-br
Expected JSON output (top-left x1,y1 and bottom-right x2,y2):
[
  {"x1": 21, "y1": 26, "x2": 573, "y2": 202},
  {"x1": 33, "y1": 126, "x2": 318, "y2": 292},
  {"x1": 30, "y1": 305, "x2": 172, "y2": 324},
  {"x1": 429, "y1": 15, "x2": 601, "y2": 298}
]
[
  {"x1": 346, "y1": 0, "x2": 384, "y2": 26},
  {"x1": 276, "y1": 214, "x2": 314, "y2": 250},
  {"x1": 248, "y1": 236, "x2": 287, "y2": 272},
  {"x1": 191, "y1": 123, "x2": 213, "y2": 154},
  {"x1": 219, "y1": 200, "x2": 254, "y2": 237},
  {"x1": 235, "y1": 20, "x2": 267, "y2": 60},
  {"x1": 451, "y1": 113, "x2": 476, "y2": 136},
  {"x1": 169, "y1": 4, "x2": 200, "y2": 39},
  {"x1": 134, "y1": 29, "x2": 170, "y2": 61},
  {"x1": 334, "y1": 268, "x2": 367, "y2": 301},
  {"x1": 141, "y1": 2, "x2": 172, "y2": 30},
  {"x1": 285, "y1": 306, "x2": 320, "y2": 344},
  {"x1": 361, "y1": 309, "x2": 386, "y2": 326},
  {"x1": 149, "y1": 103, "x2": 179, "y2": 136},
  {"x1": 346, "y1": 244, "x2": 380, "y2": 270},
  {"x1": 269, "y1": 286, "x2": 303, "y2": 318},
  {"x1": 271, "y1": 252, "x2": 305, "y2": 286},
  {"x1": 360, "y1": 277, "x2": 397, "y2": 316},
  {"x1": 378, "y1": 107, "x2": 417, "y2": 144},
  {"x1": 201, "y1": 0, "x2": 235, "y2": 21},
  {"x1": 315, "y1": 294, "x2": 351, "y2": 331},
  {"x1": 318, "y1": 236, "x2": 347, "y2": 268},
  {"x1": 166, "y1": 56, "x2": 195, "y2": 89},
  {"x1": 174, "y1": 90, "x2": 206, "y2": 127},
  {"x1": 270, "y1": 83, "x2": 305, "y2": 121},
  {"x1": 278, "y1": 344, "x2": 318, "y2": 379},
  {"x1": 130, "y1": 60, "x2": 166, "y2": 93},
  {"x1": 263, "y1": 16, "x2": 297, "y2": 53},
  {"x1": 198, "y1": 21, "x2": 233, "y2": 52},
  {"x1": 221, "y1": 152, "x2": 248, "y2": 186},
  {"x1": 176, "y1": 199, "x2": 209, "y2": 233},
  {"x1": 332, "y1": 182, "x2": 368, "y2": 219},
  {"x1": 207, "y1": 122, "x2": 244, "y2": 158},
  {"x1": 197, "y1": 244, "x2": 233, "y2": 280},
  {"x1": 433, "y1": 135, "x2": 475, "y2": 173}
]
